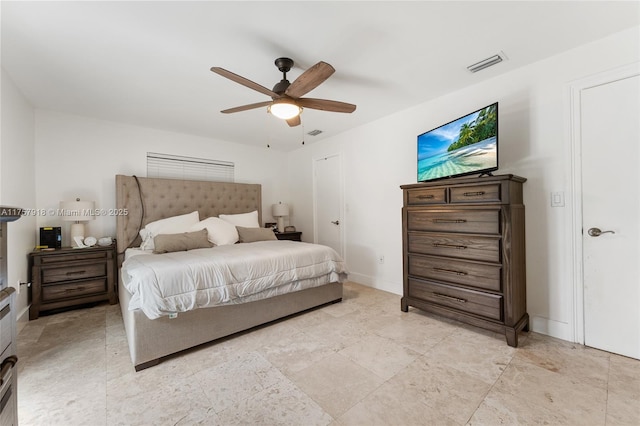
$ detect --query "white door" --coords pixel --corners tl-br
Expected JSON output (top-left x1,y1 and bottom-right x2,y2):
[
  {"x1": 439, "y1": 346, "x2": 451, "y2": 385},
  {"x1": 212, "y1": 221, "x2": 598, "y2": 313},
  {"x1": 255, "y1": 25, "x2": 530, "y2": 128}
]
[
  {"x1": 314, "y1": 155, "x2": 343, "y2": 257},
  {"x1": 582, "y1": 72, "x2": 639, "y2": 359}
]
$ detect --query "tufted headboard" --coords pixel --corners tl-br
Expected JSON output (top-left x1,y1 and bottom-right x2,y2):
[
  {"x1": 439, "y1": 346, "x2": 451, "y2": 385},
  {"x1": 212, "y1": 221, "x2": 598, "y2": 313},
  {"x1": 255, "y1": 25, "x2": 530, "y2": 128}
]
[{"x1": 115, "y1": 175, "x2": 262, "y2": 263}]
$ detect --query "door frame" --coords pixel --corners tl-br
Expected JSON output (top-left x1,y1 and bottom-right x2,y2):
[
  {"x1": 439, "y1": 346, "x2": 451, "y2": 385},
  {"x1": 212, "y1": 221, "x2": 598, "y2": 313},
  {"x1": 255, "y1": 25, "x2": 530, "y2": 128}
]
[
  {"x1": 568, "y1": 62, "x2": 640, "y2": 344},
  {"x1": 312, "y1": 152, "x2": 346, "y2": 260}
]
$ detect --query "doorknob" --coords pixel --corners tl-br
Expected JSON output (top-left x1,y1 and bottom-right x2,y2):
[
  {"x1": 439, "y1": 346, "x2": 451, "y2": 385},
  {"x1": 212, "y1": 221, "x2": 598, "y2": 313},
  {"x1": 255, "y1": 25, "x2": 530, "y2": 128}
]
[
  {"x1": 587, "y1": 227, "x2": 615, "y2": 237},
  {"x1": 331, "y1": 220, "x2": 340, "y2": 226}
]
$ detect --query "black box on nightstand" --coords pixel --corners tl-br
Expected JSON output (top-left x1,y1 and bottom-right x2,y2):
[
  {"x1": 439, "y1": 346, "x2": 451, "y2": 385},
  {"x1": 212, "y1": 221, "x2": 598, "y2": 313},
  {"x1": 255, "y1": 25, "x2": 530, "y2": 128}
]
[{"x1": 39, "y1": 227, "x2": 61, "y2": 249}]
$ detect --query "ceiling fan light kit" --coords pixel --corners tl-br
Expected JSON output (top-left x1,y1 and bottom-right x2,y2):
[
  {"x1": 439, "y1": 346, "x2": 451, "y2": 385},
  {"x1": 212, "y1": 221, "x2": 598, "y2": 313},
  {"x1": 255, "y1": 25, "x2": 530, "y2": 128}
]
[
  {"x1": 211, "y1": 57, "x2": 356, "y2": 127},
  {"x1": 268, "y1": 100, "x2": 302, "y2": 120}
]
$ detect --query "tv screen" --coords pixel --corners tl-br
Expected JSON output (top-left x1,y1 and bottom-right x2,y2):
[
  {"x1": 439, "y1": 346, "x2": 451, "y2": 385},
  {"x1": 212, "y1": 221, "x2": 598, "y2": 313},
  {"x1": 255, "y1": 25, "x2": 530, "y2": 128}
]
[{"x1": 417, "y1": 103, "x2": 498, "y2": 182}]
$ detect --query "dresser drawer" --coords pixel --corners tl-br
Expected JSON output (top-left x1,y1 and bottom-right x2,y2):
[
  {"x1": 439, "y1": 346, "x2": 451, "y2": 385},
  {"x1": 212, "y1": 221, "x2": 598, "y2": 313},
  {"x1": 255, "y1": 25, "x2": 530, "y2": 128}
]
[
  {"x1": 0, "y1": 304, "x2": 11, "y2": 357},
  {"x1": 42, "y1": 278, "x2": 107, "y2": 302},
  {"x1": 407, "y1": 232, "x2": 500, "y2": 263},
  {"x1": 406, "y1": 209, "x2": 499, "y2": 234},
  {"x1": 450, "y1": 183, "x2": 501, "y2": 204},
  {"x1": 408, "y1": 278, "x2": 502, "y2": 321},
  {"x1": 406, "y1": 187, "x2": 447, "y2": 205},
  {"x1": 42, "y1": 263, "x2": 106, "y2": 284},
  {"x1": 408, "y1": 255, "x2": 501, "y2": 292}
]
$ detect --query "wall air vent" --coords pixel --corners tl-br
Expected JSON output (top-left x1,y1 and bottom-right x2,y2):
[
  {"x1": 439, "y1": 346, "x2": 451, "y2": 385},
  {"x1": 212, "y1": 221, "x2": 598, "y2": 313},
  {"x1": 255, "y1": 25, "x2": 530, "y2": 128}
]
[
  {"x1": 467, "y1": 52, "x2": 506, "y2": 73},
  {"x1": 307, "y1": 129, "x2": 323, "y2": 136}
]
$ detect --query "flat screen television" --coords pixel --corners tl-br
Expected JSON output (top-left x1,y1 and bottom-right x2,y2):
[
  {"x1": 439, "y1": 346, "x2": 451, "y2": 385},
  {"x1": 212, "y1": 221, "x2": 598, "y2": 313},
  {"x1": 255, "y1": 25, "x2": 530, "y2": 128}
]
[{"x1": 417, "y1": 102, "x2": 498, "y2": 182}]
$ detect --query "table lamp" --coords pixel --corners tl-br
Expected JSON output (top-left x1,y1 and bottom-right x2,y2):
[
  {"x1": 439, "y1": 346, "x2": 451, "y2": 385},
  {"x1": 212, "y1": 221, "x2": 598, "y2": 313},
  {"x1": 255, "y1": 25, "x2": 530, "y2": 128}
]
[
  {"x1": 271, "y1": 202, "x2": 289, "y2": 233},
  {"x1": 60, "y1": 198, "x2": 95, "y2": 247}
]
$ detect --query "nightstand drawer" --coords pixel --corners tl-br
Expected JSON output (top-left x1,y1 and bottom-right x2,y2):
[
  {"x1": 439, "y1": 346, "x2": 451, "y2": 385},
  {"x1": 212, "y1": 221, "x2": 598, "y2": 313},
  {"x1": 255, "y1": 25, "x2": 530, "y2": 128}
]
[
  {"x1": 408, "y1": 255, "x2": 501, "y2": 292},
  {"x1": 408, "y1": 278, "x2": 502, "y2": 321},
  {"x1": 42, "y1": 279, "x2": 107, "y2": 302},
  {"x1": 406, "y1": 209, "x2": 499, "y2": 234},
  {"x1": 42, "y1": 263, "x2": 106, "y2": 284},
  {"x1": 38, "y1": 251, "x2": 108, "y2": 264}
]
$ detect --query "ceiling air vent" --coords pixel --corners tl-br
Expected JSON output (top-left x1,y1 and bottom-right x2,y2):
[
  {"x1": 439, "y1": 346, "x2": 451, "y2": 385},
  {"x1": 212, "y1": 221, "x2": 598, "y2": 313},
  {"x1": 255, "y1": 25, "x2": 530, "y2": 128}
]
[
  {"x1": 467, "y1": 52, "x2": 506, "y2": 73},
  {"x1": 307, "y1": 129, "x2": 323, "y2": 136}
]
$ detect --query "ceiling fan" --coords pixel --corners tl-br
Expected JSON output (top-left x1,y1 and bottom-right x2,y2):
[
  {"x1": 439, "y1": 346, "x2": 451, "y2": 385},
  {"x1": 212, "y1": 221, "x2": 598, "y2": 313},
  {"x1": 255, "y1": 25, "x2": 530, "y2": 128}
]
[{"x1": 211, "y1": 57, "x2": 356, "y2": 127}]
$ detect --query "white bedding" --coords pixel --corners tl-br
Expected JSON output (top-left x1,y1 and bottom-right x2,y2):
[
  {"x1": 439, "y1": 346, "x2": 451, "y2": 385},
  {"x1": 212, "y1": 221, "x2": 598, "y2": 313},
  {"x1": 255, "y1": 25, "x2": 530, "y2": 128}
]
[{"x1": 121, "y1": 240, "x2": 348, "y2": 319}]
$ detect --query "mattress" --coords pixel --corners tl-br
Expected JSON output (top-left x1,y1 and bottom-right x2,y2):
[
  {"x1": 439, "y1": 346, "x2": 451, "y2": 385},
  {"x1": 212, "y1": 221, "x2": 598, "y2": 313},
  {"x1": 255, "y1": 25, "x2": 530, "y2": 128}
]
[{"x1": 121, "y1": 240, "x2": 348, "y2": 319}]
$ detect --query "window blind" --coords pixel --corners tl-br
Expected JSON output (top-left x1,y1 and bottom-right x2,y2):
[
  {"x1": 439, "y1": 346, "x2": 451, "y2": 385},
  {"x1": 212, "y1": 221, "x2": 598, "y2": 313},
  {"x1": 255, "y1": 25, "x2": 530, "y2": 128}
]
[{"x1": 146, "y1": 152, "x2": 235, "y2": 182}]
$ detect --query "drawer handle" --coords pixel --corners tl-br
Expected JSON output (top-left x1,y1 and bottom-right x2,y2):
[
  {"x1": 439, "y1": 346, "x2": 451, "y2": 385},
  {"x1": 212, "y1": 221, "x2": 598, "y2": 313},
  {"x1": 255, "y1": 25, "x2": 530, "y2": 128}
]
[
  {"x1": 432, "y1": 219, "x2": 467, "y2": 224},
  {"x1": 66, "y1": 270, "x2": 86, "y2": 276},
  {"x1": 416, "y1": 195, "x2": 434, "y2": 200},
  {"x1": 0, "y1": 355, "x2": 17, "y2": 387},
  {"x1": 0, "y1": 305, "x2": 10, "y2": 321},
  {"x1": 433, "y1": 267, "x2": 468, "y2": 276},
  {"x1": 463, "y1": 191, "x2": 486, "y2": 197},
  {"x1": 433, "y1": 293, "x2": 467, "y2": 303},
  {"x1": 433, "y1": 243, "x2": 467, "y2": 250}
]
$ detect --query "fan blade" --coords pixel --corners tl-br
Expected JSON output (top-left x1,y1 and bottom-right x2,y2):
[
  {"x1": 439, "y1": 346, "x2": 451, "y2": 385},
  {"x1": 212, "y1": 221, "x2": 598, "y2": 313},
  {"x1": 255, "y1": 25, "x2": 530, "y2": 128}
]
[
  {"x1": 211, "y1": 67, "x2": 279, "y2": 98},
  {"x1": 285, "y1": 61, "x2": 335, "y2": 98},
  {"x1": 286, "y1": 115, "x2": 301, "y2": 127},
  {"x1": 221, "y1": 100, "x2": 272, "y2": 114},
  {"x1": 297, "y1": 98, "x2": 356, "y2": 113}
]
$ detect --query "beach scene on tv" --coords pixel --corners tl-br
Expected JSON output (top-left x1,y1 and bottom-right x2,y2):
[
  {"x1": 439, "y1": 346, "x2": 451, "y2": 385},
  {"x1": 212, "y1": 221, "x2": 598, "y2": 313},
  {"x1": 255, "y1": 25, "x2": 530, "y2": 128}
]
[{"x1": 418, "y1": 104, "x2": 497, "y2": 182}]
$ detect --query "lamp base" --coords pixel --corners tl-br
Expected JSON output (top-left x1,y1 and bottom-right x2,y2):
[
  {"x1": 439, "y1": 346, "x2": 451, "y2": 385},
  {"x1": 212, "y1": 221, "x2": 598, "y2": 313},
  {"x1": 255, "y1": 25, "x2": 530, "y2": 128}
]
[
  {"x1": 277, "y1": 217, "x2": 285, "y2": 233},
  {"x1": 70, "y1": 223, "x2": 86, "y2": 247}
]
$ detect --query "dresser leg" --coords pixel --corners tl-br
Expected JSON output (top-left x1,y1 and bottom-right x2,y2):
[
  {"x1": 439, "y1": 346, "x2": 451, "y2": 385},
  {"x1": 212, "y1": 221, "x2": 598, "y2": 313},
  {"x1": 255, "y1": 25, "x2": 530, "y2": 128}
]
[
  {"x1": 505, "y1": 328, "x2": 518, "y2": 347},
  {"x1": 29, "y1": 308, "x2": 39, "y2": 321},
  {"x1": 401, "y1": 297, "x2": 409, "y2": 312},
  {"x1": 505, "y1": 314, "x2": 529, "y2": 347}
]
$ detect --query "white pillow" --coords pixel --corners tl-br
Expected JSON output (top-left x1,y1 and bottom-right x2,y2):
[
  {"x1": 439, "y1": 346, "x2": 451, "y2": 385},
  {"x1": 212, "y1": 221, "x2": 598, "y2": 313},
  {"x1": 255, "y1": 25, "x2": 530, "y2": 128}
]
[
  {"x1": 139, "y1": 211, "x2": 200, "y2": 250},
  {"x1": 219, "y1": 210, "x2": 260, "y2": 228},
  {"x1": 190, "y1": 217, "x2": 239, "y2": 246}
]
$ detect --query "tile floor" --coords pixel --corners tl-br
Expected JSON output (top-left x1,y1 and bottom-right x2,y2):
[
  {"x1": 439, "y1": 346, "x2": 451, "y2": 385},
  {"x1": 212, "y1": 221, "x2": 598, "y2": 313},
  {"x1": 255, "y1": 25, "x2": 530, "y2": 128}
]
[{"x1": 17, "y1": 282, "x2": 640, "y2": 425}]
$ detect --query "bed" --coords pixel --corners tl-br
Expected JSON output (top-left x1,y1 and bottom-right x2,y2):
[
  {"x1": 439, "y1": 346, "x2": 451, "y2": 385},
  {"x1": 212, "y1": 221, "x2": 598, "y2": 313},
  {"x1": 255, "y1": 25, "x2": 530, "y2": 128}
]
[{"x1": 115, "y1": 175, "x2": 345, "y2": 371}]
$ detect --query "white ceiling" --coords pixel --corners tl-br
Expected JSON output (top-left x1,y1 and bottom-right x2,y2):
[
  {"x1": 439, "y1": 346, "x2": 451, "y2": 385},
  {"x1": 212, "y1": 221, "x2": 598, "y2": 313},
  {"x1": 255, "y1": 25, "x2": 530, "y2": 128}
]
[{"x1": 2, "y1": 1, "x2": 639, "y2": 151}]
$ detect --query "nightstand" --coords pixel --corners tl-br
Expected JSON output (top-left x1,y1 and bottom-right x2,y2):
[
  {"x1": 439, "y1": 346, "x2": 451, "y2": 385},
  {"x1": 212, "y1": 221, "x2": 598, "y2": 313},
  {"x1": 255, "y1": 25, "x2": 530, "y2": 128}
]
[
  {"x1": 275, "y1": 231, "x2": 302, "y2": 242},
  {"x1": 28, "y1": 243, "x2": 117, "y2": 319}
]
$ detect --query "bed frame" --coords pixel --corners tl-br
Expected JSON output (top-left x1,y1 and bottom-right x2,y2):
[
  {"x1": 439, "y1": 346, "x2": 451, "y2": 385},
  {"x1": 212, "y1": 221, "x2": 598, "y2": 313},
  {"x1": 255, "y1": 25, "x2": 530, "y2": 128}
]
[{"x1": 115, "y1": 175, "x2": 342, "y2": 371}]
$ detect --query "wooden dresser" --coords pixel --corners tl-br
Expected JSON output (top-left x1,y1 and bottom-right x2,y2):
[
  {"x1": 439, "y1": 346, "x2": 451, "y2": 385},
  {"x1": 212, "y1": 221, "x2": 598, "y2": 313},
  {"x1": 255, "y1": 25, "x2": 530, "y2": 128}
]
[
  {"x1": 400, "y1": 174, "x2": 528, "y2": 346},
  {"x1": 29, "y1": 244, "x2": 117, "y2": 320}
]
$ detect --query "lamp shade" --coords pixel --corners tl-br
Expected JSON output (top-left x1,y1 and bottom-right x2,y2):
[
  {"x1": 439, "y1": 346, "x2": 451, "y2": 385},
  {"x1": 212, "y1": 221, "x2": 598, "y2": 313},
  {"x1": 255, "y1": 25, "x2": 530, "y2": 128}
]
[
  {"x1": 59, "y1": 199, "x2": 95, "y2": 222},
  {"x1": 272, "y1": 203, "x2": 289, "y2": 218}
]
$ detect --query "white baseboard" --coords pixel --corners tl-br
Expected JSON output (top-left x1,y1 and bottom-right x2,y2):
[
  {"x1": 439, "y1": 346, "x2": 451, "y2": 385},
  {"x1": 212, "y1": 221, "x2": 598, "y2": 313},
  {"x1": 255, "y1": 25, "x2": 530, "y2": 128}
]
[
  {"x1": 347, "y1": 272, "x2": 402, "y2": 296},
  {"x1": 17, "y1": 305, "x2": 30, "y2": 324},
  {"x1": 530, "y1": 315, "x2": 575, "y2": 342}
]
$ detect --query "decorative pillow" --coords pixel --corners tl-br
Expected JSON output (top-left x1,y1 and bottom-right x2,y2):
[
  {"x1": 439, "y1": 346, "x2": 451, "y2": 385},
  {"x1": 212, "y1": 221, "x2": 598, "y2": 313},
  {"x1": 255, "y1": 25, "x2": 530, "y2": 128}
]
[
  {"x1": 190, "y1": 217, "x2": 239, "y2": 246},
  {"x1": 219, "y1": 210, "x2": 260, "y2": 228},
  {"x1": 153, "y1": 229, "x2": 212, "y2": 254},
  {"x1": 139, "y1": 211, "x2": 200, "y2": 250},
  {"x1": 236, "y1": 226, "x2": 277, "y2": 243}
]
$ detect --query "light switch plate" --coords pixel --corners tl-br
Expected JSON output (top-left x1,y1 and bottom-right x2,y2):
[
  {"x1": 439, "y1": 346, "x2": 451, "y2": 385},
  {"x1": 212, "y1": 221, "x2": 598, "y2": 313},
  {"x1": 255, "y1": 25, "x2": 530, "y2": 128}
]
[{"x1": 551, "y1": 191, "x2": 565, "y2": 207}]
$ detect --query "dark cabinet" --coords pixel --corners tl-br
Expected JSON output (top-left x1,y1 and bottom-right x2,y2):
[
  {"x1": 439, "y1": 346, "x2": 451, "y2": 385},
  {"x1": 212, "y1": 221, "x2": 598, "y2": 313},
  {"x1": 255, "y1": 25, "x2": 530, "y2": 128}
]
[
  {"x1": 29, "y1": 244, "x2": 117, "y2": 319},
  {"x1": 401, "y1": 174, "x2": 528, "y2": 347}
]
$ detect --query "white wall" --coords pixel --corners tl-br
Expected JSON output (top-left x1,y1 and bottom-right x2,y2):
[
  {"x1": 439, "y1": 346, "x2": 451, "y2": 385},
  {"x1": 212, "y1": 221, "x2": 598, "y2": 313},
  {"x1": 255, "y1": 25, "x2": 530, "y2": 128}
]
[
  {"x1": 288, "y1": 26, "x2": 640, "y2": 342},
  {"x1": 1, "y1": 68, "x2": 37, "y2": 322},
  {"x1": 34, "y1": 111, "x2": 290, "y2": 245}
]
